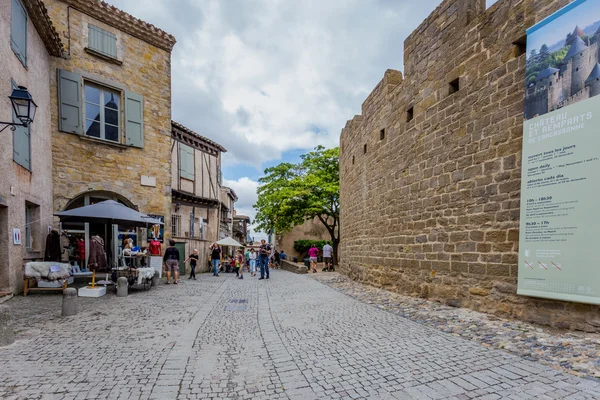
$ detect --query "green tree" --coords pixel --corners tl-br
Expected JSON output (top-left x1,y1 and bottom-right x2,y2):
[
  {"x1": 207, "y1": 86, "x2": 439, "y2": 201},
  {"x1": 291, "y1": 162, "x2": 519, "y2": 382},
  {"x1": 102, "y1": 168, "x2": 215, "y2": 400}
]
[
  {"x1": 254, "y1": 146, "x2": 340, "y2": 264},
  {"x1": 539, "y1": 44, "x2": 550, "y2": 68}
]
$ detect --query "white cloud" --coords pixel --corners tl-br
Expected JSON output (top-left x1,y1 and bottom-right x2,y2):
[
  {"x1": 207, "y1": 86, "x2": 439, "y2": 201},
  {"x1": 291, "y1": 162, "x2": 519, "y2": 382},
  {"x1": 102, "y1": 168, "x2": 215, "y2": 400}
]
[{"x1": 104, "y1": 0, "x2": 444, "y2": 170}]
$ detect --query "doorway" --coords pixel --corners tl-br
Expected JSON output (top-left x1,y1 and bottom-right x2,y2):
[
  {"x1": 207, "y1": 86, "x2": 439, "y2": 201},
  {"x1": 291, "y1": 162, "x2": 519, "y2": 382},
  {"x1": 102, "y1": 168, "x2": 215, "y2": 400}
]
[
  {"x1": 175, "y1": 242, "x2": 186, "y2": 275},
  {"x1": 0, "y1": 206, "x2": 9, "y2": 291}
]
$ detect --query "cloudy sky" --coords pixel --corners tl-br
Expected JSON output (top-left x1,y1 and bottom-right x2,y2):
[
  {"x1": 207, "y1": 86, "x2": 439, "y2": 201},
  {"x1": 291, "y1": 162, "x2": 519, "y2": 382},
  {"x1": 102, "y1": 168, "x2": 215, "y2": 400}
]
[{"x1": 106, "y1": 0, "x2": 499, "y2": 236}]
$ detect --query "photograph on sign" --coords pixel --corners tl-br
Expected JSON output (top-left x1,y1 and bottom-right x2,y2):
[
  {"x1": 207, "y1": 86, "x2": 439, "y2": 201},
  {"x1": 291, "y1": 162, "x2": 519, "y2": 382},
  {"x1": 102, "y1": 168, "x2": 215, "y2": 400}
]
[{"x1": 519, "y1": 0, "x2": 600, "y2": 304}]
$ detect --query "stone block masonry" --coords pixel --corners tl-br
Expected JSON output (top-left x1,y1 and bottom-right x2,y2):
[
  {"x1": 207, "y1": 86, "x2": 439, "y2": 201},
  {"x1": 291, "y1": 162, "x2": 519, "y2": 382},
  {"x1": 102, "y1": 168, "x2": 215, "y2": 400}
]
[
  {"x1": 44, "y1": 0, "x2": 173, "y2": 241},
  {"x1": 339, "y1": 0, "x2": 600, "y2": 331}
]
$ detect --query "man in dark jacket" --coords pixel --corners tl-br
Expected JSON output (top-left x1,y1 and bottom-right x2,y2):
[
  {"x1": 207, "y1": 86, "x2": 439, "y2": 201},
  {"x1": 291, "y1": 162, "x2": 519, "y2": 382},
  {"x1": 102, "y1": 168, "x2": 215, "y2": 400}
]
[{"x1": 163, "y1": 240, "x2": 180, "y2": 284}]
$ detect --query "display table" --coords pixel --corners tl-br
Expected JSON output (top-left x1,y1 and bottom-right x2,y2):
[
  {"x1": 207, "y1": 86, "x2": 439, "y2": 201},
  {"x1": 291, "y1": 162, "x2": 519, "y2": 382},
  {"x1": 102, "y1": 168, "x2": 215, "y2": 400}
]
[{"x1": 23, "y1": 262, "x2": 71, "y2": 296}]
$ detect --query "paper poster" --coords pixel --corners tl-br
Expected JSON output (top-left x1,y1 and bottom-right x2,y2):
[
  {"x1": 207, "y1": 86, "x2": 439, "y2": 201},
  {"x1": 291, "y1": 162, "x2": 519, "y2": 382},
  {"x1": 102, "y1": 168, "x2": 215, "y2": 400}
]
[
  {"x1": 147, "y1": 215, "x2": 164, "y2": 243},
  {"x1": 519, "y1": 0, "x2": 600, "y2": 304}
]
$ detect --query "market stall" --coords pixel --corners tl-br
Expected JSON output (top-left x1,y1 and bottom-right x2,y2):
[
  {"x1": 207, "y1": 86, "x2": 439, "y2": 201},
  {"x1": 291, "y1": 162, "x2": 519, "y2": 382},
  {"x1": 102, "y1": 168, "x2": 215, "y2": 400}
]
[{"x1": 54, "y1": 200, "x2": 163, "y2": 297}]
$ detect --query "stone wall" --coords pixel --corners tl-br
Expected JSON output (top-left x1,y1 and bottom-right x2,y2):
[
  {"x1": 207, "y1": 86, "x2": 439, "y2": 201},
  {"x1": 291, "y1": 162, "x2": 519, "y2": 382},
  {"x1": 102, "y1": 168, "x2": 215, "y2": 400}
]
[
  {"x1": 45, "y1": 1, "x2": 173, "y2": 246},
  {"x1": 0, "y1": 0, "x2": 54, "y2": 294},
  {"x1": 339, "y1": 0, "x2": 600, "y2": 331},
  {"x1": 278, "y1": 218, "x2": 330, "y2": 260}
]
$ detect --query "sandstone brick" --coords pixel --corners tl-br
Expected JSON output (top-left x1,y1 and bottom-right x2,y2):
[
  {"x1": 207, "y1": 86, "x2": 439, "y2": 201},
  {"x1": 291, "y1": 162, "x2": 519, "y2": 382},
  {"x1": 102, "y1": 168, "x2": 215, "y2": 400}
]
[
  {"x1": 469, "y1": 287, "x2": 490, "y2": 296},
  {"x1": 339, "y1": 0, "x2": 600, "y2": 332}
]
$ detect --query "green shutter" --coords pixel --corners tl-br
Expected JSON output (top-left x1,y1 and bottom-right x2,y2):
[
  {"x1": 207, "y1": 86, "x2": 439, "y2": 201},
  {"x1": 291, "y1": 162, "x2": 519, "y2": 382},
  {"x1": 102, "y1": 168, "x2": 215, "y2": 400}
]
[
  {"x1": 12, "y1": 81, "x2": 31, "y2": 170},
  {"x1": 88, "y1": 24, "x2": 117, "y2": 58},
  {"x1": 57, "y1": 69, "x2": 82, "y2": 134},
  {"x1": 179, "y1": 144, "x2": 195, "y2": 180},
  {"x1": 125, "y1": 91, "x2": 144, "y2": 148},
  {"x1": 11, "y1": 0, "x2": 27, "y2": 65}
]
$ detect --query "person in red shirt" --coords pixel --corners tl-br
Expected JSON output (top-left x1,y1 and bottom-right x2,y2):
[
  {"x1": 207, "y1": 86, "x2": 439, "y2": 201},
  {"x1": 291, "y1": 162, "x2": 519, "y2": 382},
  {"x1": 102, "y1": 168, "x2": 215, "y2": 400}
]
[{"x1": 148, "y1": 238, "x2": 161, "y2": 256}]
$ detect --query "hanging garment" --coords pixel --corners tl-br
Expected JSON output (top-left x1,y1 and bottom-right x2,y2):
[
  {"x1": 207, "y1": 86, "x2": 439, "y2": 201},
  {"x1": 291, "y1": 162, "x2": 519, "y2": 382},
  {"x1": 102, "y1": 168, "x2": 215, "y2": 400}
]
[
  {"x1": 148, "y1": 239, "x2": 161, "y2": 256},
  {"x1": 88, "y1": 235, "x2": 107, "y2": 271},
  {"x1": 77, "y1": 238, "x2": 85, "y2": 260},
  {"x1": 44, "y1": 230, "x2": 62, "y2": 261}
]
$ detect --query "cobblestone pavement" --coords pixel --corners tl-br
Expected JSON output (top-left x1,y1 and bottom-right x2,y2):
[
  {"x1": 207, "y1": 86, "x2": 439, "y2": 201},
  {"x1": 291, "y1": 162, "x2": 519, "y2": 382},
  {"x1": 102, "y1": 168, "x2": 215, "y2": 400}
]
[
  {"x1": 310, "y1": 273, "x2": 600, "y2": 381},
  {"x1": 1, "y1": 270, "x2": 600, "y2": 399}
]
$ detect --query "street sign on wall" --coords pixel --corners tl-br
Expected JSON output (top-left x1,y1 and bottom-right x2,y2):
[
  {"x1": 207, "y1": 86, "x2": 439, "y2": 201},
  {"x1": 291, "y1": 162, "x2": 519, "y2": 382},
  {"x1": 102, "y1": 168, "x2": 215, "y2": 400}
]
[{"x1": 519, "y1": 0, "x2": 600, "y2": 304}]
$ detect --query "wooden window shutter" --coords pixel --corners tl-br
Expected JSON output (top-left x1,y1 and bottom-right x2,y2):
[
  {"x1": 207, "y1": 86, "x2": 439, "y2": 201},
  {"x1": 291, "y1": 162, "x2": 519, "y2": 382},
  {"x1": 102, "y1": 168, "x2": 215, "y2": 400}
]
[
  {"x1": 57, "y1": 69, "x2": 83, "y2": 134},
  {"x1": 12, "y1": 81, "x2": 31, "y2": 170},
  {"x1": 125, "y1": 91, "x2": 144, "y2": 148},
  {"x1": 88, "y1": 24, "x2": 117, "y2": 58},
  {"x1": 179, "y1": 144, "x2": 195, "y2": 180},
  {"x1": 11, "y1": 0, "x2": 27, "y2": 65}
]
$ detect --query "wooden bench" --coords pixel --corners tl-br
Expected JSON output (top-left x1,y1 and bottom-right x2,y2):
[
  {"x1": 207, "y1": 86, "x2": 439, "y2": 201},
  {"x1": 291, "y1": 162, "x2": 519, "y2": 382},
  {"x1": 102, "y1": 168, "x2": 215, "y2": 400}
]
[{"x1": 23, "y1": 277, "x2": 69, "y2": 296}]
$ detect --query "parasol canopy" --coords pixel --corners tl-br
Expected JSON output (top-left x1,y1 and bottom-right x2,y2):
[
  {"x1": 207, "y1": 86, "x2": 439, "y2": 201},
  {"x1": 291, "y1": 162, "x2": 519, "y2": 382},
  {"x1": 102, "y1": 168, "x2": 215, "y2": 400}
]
[
  {"x1": 216, "y1": 237, "x2": 243, "y2": 247},
  {"x1": 54, "y1": 200, "x2": 163, "y2": 227}
]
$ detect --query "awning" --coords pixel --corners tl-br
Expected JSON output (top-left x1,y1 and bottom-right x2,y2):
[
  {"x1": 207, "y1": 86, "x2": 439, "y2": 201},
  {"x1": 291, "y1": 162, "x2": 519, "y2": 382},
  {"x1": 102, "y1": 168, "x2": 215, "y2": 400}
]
[{"x1": 55, "y1": 200, "x2": 163, "y2": 227}]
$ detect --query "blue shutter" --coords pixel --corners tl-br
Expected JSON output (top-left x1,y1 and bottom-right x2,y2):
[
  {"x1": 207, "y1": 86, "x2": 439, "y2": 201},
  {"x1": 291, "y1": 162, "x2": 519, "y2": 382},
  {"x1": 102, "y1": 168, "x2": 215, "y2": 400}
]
[
  {"x1": 12, "y1": 81, "x2": 31, "y2": 170},
  {"x1": 57, "y1": 69, "x2": 82, "y2": 134},
  {"x1": 179, "y1": 144, "x2": 195, "y2": 180},
  {"x1": 88, "y1": 24, "x2": 117, "y2": 58},
  {"x1": 125, "y1": 91, "x2": 144, "y2": 148},
  {"x1": 11, "y1": 0, "x2": 27, "y2": 65}
]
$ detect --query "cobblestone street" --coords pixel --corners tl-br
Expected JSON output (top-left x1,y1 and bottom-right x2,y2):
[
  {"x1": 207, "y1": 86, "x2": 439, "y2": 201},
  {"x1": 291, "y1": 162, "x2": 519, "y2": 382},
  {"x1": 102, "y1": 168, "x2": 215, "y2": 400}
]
[{"x1": 2, "y1": 270, "x2": 600, "y2": 400}]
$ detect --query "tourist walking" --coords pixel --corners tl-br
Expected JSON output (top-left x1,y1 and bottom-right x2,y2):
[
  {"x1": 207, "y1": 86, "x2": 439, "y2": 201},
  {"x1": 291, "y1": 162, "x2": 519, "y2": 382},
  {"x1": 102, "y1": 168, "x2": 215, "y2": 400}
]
[
  {"x1": 185, "y1": 249, "x2": 199, "y2": 280},
  {"x1": 258, "y1": 239, "x2": 271, "y2": 280},
  {"x1": 322, "y1": 241, "x2": 334, "y2": 271},
  {"x1": 274, "y1": 250, "x2": 281, "y2": 269},
  {"x1": 237, "y1": 249, "x2": 245, "y2": 279},
  {"x1": 209, "y1": 242, "x2": 222, "y2": 276},
  {"x1": 308, "y1": 244, "x2": 319, "y2": 273},
  {"x1": 249, "y1": 248, "x2": 257, "y2": 276},
  {"x1": 245, "y1": 248, "x2": 251, "y2": 269},
  {"x1": 163, "y1": 240, "x2": 180, "y2": 284}
]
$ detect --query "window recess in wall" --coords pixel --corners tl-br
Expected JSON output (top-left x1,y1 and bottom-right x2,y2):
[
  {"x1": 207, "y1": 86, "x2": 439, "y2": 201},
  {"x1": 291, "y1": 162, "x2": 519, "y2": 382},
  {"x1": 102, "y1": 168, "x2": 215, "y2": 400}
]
[
  {"x1": 449, "y1": 78, "x2": 460, "y2": 95},
  {"x1": 380, "y1": 128, "x2": 385, "y2": 140},
  {"x1": 171, "y1": 214, "x2": 182, "y2": 237},
  {"x1": 406, "y1": 106, "x2": 414, "y2": 123}
]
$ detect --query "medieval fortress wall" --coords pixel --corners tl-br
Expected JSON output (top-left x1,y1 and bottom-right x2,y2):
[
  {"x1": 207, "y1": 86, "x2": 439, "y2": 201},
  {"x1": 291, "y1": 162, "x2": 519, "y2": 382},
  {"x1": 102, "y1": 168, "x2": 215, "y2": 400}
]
[{"x1": 339, "y1": 0, "x2": 600, "y2": 331}]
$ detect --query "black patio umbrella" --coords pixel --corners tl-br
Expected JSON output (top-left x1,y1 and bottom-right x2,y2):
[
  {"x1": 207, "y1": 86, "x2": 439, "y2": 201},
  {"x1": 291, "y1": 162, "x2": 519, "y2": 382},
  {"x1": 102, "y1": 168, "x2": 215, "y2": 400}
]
[
  {"x1": 54, "y1": 200, "x2": 163, "y2": 226},
  {"x1": 54, "y1": 200, "x2": 163, "y2": 288}
]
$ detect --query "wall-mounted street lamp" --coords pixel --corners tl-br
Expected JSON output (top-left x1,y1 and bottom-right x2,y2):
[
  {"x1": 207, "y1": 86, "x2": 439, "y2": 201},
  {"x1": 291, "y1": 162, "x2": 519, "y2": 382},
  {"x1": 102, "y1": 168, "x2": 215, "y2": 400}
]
[{"x1": 0, "y1": 86, "x2": 38, "y2": 133}]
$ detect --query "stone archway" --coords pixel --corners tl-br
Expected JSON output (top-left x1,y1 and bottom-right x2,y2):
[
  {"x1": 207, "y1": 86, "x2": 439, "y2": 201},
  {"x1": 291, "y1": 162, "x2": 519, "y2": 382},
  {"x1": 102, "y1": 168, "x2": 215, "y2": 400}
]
[{"x1": 63, "y1": 190, "x2": 137, "y2": 211}]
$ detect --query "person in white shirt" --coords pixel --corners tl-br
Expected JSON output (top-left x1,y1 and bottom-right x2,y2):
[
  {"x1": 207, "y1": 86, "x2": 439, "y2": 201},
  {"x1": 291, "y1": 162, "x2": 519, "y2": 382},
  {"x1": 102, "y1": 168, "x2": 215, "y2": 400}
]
[
  {"x1": 322, "y1": 242, "x2": 334, "y2": 271},
  {"x1": 249, "y1": 248, "x2": 257, "y2": 277}
]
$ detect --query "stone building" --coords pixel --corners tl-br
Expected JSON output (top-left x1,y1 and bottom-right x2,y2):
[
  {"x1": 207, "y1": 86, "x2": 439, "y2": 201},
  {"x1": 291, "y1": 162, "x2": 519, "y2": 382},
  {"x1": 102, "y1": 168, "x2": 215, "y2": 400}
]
[
  {"x1": 219, "y1": 187, "x2": 237, "y2": 240},
  {"x1": 525, "y1": 27, "x2": 600, "y2": 119},
  {"x1": 44, "y1": 0, "x2": 176, "y2": 268},
  {"x1": 171, "y1": 121, "x2": 225, "y2": 272},
  {"x1": 339, "y1": 0, "x2": 600, "y2": 331},
  {"x1": 232, "y1": 212, "x2": 251, "y2": 246},
  {"x1": 0, "y1": 0, "x2": 64, "y2": 295},
  {"x1": 278, "y1": 218, "x2": 330, "y2": 260}
]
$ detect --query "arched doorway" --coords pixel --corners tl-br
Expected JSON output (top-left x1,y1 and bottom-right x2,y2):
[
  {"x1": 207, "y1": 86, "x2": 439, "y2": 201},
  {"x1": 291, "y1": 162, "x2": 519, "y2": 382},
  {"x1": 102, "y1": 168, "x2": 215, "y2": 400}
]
[{"x1": 60, "y1": 191, "x2": 140, "y2": 271}]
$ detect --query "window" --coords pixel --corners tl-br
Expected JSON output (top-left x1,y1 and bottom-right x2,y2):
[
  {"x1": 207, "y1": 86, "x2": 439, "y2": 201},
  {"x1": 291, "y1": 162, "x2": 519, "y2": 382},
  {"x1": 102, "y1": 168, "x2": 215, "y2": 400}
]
[
  {"x1": 512, "y1": 36, "x2": 526, "y2": 58},
  {"x1": 449, "y1": 78, "x2": 460, "y2": 94},
  {"x1": 88, "y1": 24, "x2": 117, "y2": 58},
  {"x1": 364, "y1": 144, "x2": 367, "y2": 154},
  {"x1": 58, "y1": 69, "x2": 144, "y2": 147},
  {"x1": 406, "y1": 107, "x2": 414, "y2": 122},
  {"x1": 380, "y1": 128, "x2": 385, "y2": 140},
  {"x1": 24, "y1": 203, "x2": 39, "y2": 251},
  {"x1": 179, "y1": 143, "x2": 195, "y2": 180},
  {"x1": 12, "y1": 80, "x2": 30, "y2": 170},
  {"x1": 84, "y1": 83, "x2": 121, "y2": 142},
  {"x1": 11, "y1": 0, "x2": 27, "y2": 66},
  {"x1": 171, "y1": 214, "x2": 181, "y2": 237}
]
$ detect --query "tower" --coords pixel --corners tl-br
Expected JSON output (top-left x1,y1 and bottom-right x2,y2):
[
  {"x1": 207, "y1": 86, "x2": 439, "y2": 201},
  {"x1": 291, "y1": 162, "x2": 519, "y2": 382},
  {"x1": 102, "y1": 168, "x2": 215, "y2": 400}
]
[
  {"x1": 585, "y1": 63, "x2": 600, "y2": 97},
  {"x1": 566, "y1": 36, "x2": 589, "y2": 94}
]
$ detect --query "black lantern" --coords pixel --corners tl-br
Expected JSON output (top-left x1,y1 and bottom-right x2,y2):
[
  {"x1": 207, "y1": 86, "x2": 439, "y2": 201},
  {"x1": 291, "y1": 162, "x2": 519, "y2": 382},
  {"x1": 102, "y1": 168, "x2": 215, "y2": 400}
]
[{"x1": 1, "y1": 86, "x2": 37, "y2": 133}]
